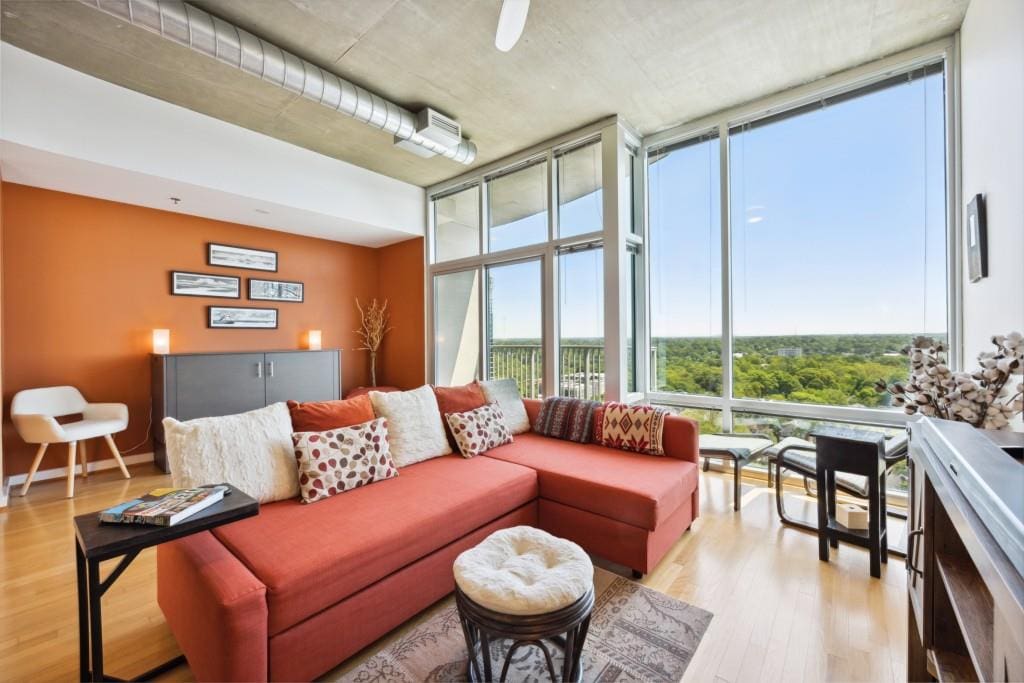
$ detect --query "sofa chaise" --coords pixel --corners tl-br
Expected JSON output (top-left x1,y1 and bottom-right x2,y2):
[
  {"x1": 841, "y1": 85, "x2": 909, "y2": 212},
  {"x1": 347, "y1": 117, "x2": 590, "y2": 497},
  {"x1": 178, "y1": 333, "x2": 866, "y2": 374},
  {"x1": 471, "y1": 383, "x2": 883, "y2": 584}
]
[{"x1": 157, "y1": 397, "x2": 700, "y2": 681}]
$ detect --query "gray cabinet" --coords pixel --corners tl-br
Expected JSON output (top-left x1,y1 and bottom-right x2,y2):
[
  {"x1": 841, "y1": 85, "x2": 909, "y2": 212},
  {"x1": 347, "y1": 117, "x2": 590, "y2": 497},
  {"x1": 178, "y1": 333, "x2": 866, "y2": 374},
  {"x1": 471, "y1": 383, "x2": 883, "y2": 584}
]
[{"x1": 152, "y1": 349, "x2": 341, "y2": 472}]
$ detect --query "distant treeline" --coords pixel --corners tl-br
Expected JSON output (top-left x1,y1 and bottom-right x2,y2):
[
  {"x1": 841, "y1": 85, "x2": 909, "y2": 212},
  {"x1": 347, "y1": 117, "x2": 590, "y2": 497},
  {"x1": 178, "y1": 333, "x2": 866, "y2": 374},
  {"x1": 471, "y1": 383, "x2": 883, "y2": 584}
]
[{"x1": 490, "y1": 333, "x2": 939, "y2": 408}]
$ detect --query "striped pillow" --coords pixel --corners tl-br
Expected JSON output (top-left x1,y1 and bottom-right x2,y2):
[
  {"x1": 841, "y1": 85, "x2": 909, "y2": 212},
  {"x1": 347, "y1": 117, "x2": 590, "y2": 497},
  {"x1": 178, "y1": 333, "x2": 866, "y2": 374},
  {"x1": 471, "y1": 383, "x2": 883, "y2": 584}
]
[{"x1": 532, "y1": 397, "x2": 600, "y2": 443}]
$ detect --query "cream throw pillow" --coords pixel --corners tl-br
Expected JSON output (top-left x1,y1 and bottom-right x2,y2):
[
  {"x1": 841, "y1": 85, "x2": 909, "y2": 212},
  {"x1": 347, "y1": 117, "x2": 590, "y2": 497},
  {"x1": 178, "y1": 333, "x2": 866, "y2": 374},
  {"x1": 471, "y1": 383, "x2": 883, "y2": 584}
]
[
  {"x1": 480, "y1": 378, "x2": 531, "y2": 434},
  {"x1": 369, "y1": 385, "x2": 452, "y2": 466},
  {"x1": 162, "y1": 402, "x2": 299, "y2": 503}
]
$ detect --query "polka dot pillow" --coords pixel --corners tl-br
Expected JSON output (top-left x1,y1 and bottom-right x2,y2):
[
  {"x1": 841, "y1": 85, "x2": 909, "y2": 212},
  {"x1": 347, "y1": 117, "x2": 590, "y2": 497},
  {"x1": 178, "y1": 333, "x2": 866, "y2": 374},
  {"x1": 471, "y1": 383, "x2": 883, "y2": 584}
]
[
  {"x1": 445, "y1": 403, "x2": 513, "y2": 458},
  {"x1": 291, "y1": 417, "x2": 398, "y2": 504}
]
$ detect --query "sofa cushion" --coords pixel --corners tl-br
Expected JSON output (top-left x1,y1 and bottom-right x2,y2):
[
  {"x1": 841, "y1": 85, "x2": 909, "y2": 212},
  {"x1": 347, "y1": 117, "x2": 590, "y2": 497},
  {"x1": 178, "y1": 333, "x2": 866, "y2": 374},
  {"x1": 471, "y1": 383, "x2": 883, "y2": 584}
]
[
  {"x1": 292, "y1": 418, "x2": 398, "y2": 503},
  {"x1": 434, "y1": 382, "x2": 488, "y2": 449},
  {"x1": 212, "y1": 454, "x2": 538, "y2": 636},
  {"x1": 162, "y1": 403, "x2": 298, "y2": 504},
  {"x1": 533, "y1": 397, "x2": 600, "y2": 443},
  {"x1": 369, "y1": 385, "x2": 452, "y2": 466},
  {"x1": 446, "y1": 403, "x2": 512, "y2": 458},
  {"x1": 483, "y1": 432, "x2": 697, "y2": 530},
  {"x1": 287, "y1": 395, "x2": 375, "y2": 432},
  {"x1": 596, "y1": 402, "x2": 669, "y2": 455},
  {"x1": 479, "y1": 379, "x2": 531, "y2": 434}
]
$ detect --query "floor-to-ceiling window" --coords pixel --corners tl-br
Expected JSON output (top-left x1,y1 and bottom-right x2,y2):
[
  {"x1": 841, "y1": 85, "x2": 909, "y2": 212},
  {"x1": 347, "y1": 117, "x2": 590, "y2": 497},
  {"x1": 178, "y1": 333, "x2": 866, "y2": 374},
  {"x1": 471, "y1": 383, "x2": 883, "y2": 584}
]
[
  {"x1": 427, "y1": 123, "x2": 632, "y2": 397},
  {"x1": 645, "y1": 56, "x2": 953, "y2": 492}
]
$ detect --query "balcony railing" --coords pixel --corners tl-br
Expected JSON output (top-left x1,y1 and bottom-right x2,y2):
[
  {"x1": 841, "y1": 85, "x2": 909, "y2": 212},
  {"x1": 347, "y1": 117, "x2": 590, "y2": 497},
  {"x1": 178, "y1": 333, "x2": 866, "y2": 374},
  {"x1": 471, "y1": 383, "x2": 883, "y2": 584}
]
[{"x1": 488, "y1": 344, "x2": 605, "y2": 401}]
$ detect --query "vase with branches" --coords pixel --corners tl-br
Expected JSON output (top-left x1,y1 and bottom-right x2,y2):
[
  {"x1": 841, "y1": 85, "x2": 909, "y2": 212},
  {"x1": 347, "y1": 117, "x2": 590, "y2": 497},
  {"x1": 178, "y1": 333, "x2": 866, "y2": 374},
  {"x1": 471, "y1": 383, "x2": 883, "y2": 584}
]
[
  {"x1": 875, "y1": 332, "x2": 1023, "y2": 430},
  {"x1": 355, "y1": 298, "x2": 392, "y2": 387}
]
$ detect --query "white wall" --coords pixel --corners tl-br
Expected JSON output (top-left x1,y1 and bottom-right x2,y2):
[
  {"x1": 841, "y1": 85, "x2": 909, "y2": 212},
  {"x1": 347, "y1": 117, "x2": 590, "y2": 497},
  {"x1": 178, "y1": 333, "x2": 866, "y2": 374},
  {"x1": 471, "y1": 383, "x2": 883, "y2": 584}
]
[
  {"x1": 959, "y1": 0, "x2": 1024, "y2": 366},
  {"x1": 0, "y1": 44, "x2": 425, "y2": 247}
]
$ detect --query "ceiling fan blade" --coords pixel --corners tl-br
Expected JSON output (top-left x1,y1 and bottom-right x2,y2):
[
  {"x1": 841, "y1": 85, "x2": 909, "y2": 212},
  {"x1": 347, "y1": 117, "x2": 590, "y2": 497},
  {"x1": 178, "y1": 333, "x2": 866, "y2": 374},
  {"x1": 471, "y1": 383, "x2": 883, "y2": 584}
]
[{"x1": 495, "y1": 0, "x2": 530, "y2": 52}]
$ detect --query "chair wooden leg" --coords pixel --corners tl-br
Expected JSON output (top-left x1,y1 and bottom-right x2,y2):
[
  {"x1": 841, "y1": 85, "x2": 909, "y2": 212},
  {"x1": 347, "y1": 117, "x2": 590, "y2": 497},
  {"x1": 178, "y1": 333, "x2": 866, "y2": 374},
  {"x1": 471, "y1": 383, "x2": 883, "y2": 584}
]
[
  {"x1": 20, "y1": 443, "x2": 49, "y2": 496},
  {"x1": 80, "y1": 439, "x2": 89, "y2": 478},
  {"x1": 67, "y1": 442, "x2": 78, "y2": 498},
  {"x1": 104, "y1": 434, "x2": 131, "y2": 479}
]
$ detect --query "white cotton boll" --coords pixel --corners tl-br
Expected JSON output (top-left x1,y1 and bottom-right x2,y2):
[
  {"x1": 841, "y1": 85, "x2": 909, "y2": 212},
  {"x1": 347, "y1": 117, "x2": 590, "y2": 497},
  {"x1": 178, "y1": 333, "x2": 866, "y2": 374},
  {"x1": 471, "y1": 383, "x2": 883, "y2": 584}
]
[{"x1": 997, "y1": 358, "x2": 1015, "y2": 373}]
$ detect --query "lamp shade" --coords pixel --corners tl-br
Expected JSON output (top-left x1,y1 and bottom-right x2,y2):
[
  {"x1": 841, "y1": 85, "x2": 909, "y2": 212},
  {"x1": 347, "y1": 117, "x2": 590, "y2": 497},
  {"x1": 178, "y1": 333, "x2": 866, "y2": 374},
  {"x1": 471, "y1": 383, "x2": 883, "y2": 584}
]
[
  {"x1": 152, "y1": 329, "x2": 170, "y2": 354},
  {"x1": 307, "y1": 330, "x2": 322, "y2": 350}
]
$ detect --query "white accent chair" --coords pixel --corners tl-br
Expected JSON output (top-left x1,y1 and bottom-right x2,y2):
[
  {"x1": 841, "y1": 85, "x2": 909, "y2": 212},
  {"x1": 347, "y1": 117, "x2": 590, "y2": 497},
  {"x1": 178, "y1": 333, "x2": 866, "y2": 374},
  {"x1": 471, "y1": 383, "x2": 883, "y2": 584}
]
[{"x1": 11, "y1": 386, "x2": 131, "y2": 498}]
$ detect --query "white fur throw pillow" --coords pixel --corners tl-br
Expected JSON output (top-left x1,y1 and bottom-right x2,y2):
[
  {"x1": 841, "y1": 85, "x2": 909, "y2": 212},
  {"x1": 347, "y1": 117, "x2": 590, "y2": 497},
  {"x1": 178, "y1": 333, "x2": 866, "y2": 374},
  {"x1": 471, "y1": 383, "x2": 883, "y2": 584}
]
[
  {"x1": 479, "y1": 378, "x2": 530, "y2": 434},
  {"x1": 162, "y1": 402, "x2": 299, "y2": 504},
  {"x1": 369, "y1": 385, "x2": 452, "y2": 467}
]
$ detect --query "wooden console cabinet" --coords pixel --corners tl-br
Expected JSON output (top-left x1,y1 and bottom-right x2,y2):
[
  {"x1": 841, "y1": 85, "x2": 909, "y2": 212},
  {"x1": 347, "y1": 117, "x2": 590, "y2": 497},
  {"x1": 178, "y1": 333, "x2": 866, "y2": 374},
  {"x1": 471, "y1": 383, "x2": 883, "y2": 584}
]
[
  {"x1": 907, "y1": 418, "x2": 1024, "y2": 682},
  {"x1": 151, "y1": 349, "x2": 341, "y2": 472}
]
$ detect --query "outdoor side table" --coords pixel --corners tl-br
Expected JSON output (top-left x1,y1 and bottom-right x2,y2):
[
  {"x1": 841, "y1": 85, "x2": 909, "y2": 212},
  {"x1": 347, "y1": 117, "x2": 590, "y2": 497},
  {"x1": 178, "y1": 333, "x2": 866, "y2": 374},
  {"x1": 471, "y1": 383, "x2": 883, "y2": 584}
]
[{"x1": 698, "y1": 433, "x2": 774, "y2": 510}]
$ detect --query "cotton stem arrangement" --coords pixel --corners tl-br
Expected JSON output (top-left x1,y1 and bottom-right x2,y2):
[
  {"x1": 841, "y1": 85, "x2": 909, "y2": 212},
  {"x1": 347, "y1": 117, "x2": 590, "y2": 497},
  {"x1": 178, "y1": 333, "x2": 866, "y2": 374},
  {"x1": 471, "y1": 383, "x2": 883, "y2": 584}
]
[{"x1": 875, "y1": 333, "x2": 1024, "y2": 430}]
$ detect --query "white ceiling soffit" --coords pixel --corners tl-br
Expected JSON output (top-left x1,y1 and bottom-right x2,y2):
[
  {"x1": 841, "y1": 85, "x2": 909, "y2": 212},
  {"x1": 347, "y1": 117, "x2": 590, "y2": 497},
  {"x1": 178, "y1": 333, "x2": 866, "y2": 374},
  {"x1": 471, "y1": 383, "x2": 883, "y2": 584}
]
[{"x1": 0, "y1": 43, "x2": 425, "y2": 247}]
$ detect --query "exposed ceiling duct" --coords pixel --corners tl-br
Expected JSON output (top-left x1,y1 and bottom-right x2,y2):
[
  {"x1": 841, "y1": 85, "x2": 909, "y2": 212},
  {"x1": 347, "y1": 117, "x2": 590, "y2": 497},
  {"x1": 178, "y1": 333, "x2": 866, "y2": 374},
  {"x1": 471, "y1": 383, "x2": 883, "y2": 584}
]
[{"x1": 77, "y1": 0, "x2": 477, "y2": 165}]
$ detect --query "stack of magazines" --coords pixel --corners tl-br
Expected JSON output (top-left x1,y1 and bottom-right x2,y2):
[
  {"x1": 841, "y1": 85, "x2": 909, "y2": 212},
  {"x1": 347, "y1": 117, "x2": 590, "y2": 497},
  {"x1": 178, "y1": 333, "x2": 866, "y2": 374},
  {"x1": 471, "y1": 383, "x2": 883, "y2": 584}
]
[{"x1": 99, "y1": 485, "x2": 230, "y2": 526}]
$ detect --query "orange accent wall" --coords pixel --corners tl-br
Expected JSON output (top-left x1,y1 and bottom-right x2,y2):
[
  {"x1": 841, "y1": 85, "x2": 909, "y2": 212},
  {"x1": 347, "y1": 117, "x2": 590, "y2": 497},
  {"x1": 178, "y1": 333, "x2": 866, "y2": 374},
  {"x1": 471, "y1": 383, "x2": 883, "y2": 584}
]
[
  {"x1": 376, "y1": 237, "x2": 425, "y2": 390},
  {"x1": 1, "y1": 183, "x2": 425, "y2": 476}
]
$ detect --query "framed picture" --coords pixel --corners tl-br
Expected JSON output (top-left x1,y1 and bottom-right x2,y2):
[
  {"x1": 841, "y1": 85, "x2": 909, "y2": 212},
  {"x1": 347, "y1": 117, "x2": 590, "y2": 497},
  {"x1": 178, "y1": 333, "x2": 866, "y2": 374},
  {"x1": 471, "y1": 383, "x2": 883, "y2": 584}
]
[
  {"x1": 249, "y1": 278, "x2": 304, "y2": 303},
  {"x1": 208, "y1": 306, "x2": 279, "y2": 329},
  {"x1": 966, "y1": 194, "x2": 988, "y2": 283},
  {"x1": 208, "y1": 242, "x2": 278, "y2": 272},
  {"x1": 170, "y1": 271, "x2": 241, "y2": 298}
]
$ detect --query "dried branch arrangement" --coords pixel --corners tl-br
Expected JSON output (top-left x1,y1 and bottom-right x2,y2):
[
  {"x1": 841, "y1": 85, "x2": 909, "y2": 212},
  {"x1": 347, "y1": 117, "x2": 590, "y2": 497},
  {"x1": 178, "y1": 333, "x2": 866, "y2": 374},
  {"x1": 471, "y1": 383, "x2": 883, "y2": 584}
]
[
  {"x1": 875, "y1": 333, "x2": 1023, "y2": 430},
  {"x1": 355, "y1": 298, "x2": 392, "y2": 386}
]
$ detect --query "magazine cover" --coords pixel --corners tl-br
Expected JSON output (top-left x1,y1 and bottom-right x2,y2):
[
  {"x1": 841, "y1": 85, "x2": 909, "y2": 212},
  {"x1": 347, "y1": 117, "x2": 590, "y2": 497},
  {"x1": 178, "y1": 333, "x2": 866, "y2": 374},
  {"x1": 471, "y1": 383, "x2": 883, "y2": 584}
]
[{"x1": 99, "y1": 485, "x2": 229, "y2": 526}]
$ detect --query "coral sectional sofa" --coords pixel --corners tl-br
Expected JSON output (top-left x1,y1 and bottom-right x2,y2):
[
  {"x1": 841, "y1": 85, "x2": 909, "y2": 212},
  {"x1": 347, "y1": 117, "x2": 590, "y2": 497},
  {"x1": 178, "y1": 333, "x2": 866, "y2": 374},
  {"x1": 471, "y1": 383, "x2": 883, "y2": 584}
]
[{"x1": 157, "y1": 398, "x2": 699, "y2": 681}]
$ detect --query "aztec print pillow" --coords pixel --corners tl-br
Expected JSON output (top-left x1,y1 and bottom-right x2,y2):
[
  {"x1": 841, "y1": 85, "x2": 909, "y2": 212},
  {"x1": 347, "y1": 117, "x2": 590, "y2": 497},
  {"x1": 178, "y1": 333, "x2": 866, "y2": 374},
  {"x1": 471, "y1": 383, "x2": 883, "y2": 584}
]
[
  {"x1": 445, "y1": 403, "x2": 513, "y2": 458},
  {"x1": 596, "y1": 402, "x2": 669, "y2": 455},
  {"x1": 291, "y1": 417, "x2": 398, "y2": 504},
  {"x1": 532, "y1": 397, "x2": 600, "y2": 443}
]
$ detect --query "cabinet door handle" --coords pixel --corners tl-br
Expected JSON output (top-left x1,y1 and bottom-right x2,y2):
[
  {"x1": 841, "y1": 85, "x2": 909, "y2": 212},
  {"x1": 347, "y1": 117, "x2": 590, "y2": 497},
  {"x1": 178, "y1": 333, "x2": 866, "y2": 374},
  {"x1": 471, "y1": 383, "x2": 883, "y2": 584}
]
[
  {"x1": 256, "y1": 362, "x2": 263, "y2": 379},
  {"x1": 906, "y1": 529, "x2": 924, "y2": 577},
  {"x1": 268, "y1": 361, "x2": 275, "y2": 378}
]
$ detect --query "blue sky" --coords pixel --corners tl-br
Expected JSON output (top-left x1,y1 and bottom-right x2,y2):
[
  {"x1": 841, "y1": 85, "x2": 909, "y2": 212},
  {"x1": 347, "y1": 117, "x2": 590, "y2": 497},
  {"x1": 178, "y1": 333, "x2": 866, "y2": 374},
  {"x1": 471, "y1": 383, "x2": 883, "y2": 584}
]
[{"x1": 486, "y1": 71, "x2": 947, "y2": 340}]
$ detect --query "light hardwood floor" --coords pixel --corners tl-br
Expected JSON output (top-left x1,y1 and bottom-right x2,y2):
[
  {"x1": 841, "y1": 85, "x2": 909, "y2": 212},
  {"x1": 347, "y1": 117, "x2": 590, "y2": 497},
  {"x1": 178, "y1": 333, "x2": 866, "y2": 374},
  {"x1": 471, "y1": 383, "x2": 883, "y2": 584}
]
[{"x1": 0, "y1": 464, "x2": 908, "y2": 682}]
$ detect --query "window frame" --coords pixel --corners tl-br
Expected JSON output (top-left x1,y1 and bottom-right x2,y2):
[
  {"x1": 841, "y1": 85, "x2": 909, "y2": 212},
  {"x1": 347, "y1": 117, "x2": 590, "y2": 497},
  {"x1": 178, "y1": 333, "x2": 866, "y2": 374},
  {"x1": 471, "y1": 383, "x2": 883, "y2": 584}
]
[
  {"x1": 641, "y1": 37, "x2": 960, "y2": 429},
  {"x1": 425, "y1": 117, "x2": 637, "y2": 398}
]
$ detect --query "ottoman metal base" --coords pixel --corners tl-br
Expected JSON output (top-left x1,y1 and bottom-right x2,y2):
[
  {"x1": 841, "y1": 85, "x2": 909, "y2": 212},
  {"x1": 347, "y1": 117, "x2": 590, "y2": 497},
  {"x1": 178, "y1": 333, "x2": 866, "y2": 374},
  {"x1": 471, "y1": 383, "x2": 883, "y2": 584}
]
[{"x1": 455, "y1": 585, "x2": 594, "y2": 683}]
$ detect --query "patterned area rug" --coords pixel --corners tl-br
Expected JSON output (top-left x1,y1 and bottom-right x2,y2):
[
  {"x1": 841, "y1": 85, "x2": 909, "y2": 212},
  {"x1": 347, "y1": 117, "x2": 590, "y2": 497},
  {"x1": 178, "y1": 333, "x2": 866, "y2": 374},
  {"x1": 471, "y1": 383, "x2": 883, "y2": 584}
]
[{"x1": 333, "y1": 569, "x2": 712, "y2": 683}]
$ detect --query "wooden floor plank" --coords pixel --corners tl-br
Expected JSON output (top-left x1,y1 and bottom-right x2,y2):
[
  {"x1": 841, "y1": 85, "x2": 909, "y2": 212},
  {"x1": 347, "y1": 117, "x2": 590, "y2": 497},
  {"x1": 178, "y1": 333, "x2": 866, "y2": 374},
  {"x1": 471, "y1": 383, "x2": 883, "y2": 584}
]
[{"x1": 0, "y1": 463, "x2": 908, "y2": 682}]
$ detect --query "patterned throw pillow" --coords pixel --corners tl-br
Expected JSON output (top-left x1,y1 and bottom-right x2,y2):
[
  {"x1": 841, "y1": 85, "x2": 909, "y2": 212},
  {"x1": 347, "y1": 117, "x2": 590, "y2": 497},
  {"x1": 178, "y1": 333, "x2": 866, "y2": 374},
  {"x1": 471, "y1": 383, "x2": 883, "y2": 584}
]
[
  {"x1": 533, "y1": 397, "x2": 600, "y2": 443},
  {"x1": 596, "y1": 402, "x2": 669, "y2": 455},
  {"x1": 445, "y1": 403, "x2": 513, "y2": 458},
  {"x1": 291, "y1": 417, "x2": 398, "y2": 504}
]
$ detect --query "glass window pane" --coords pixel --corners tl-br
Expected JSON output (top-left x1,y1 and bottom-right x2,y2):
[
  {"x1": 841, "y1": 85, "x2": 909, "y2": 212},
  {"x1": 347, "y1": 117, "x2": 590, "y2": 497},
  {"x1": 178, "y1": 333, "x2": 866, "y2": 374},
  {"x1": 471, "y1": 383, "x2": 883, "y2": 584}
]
[
  {"x1": 656, "y1": 406, "x2": 723, "y2": 434},
  {"x1": 626, "y1": 248, "x2": 639, "y2": 393},
  {"x1": 648, "y1": 135, "x2": 722, "y2": 396},
  {"x1": 433, "y1": 186, "x2": 479, "y2": 262},
  {"x1": 488, "y1": 162, "x2": 548, "y2": 252},
  {"x1": 559, "y1": 247, "x2": 604, "y2": 400},
  {"x1": 557, "y1": 142, "x2": 603, "y2": 237},
  {"x1": 730, "y1": 69, "x2": 947, "y2": 408},
  {"x1": 433, "y1": 270, "x2": 479, "y2": 386},
  {"x1": 486, "y1": 260, "x2": 543, "y2": 398}
]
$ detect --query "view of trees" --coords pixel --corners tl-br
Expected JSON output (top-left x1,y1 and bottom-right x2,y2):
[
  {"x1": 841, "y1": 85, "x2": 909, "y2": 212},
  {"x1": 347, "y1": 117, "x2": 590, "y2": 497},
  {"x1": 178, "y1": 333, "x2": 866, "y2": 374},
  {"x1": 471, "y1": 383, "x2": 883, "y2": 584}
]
[{"x1": 652, "y1": 333, "x2": 934, "y2": 407}]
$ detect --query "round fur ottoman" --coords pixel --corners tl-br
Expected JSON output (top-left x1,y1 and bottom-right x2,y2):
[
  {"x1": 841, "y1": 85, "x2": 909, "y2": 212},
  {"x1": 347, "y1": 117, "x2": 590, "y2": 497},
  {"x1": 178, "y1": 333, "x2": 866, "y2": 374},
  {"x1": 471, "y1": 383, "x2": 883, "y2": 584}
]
[{"x1": 453, "y1": 526, "x2": 594, "y2": 682}]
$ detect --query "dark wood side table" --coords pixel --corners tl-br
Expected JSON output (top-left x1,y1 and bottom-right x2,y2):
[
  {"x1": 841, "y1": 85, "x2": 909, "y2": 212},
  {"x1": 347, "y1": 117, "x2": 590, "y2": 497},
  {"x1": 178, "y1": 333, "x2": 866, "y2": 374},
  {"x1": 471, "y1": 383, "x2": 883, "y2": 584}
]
[
  {"x1": 73, "y1": 485, "x2": 258, "y2": 682},
  {"x1": 811, "y1": 427, "x2": 888, "y2": 578}
]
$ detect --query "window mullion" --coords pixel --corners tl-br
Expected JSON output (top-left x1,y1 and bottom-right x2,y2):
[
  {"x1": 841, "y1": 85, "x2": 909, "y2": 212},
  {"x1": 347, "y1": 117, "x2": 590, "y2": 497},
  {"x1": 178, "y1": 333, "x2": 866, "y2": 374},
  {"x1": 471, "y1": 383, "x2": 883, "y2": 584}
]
[{"x1": 718, "y1": 122, "x2": 733, "y2": 431}]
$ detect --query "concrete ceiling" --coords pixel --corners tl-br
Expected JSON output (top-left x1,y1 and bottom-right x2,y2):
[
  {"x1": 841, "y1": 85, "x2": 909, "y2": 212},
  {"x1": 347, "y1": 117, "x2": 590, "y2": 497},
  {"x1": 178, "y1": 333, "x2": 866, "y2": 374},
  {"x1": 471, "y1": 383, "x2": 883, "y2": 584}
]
[{"x1": 0, "y1": 0, "x2": 968, "y2": 188}]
